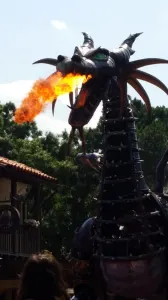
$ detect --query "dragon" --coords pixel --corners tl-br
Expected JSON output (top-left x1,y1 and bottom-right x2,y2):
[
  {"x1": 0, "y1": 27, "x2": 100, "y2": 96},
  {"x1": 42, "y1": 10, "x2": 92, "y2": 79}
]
[{"x1": 33, "y1": 33, "x2": 168, "y2": 300}]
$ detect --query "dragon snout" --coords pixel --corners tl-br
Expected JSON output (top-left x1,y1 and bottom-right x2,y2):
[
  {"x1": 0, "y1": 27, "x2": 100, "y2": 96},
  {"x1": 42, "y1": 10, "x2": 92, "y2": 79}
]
[
  {"x1": 71, "y1": 54, "x2": 82, "y2": 63},
  {"x1": 56, "y1": 57, "x2": 74, "y2": 75},
  {"x1": 33, "y1": 54, "x2": 117, "y2": 77},
  {"x1": 57, "y1": 55, "x2": 66, "y2": 62},
  {"x1": 55, "y1": 55, "x2": 86, "y2": 75}
]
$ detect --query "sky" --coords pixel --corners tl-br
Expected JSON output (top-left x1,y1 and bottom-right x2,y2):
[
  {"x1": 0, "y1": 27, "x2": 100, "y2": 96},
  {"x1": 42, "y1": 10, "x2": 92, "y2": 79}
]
[{"x1": 0, "y1": 0, "x2": 168, "y2": 134}]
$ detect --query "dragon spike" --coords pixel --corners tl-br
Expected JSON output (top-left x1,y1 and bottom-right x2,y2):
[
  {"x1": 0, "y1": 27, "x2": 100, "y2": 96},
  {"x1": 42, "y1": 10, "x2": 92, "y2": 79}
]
[
  {"x1": 67, "y1": 128, "x2": 76, "y2": 156},
  {"x1": 129, "y1": 58, "x2": 168, "y2": 70},
  {"x1": 52, "y1": 99, "x2": 57, "y2": 116},
  {"x1": 33, "y1": 58, "x2": 58, "y2": 66},
  {"x1": 130, "y1": 69, "x2": 168, "y2": 96},
  {"x1": 81, "y1": 32, "x2": 94, "y2": 48},
  {"x1": 78, "y1": 127, "x2": 86, "y2": 155},
  {"x1": 127, "y1": 77, "x2": 151, "y2": 112},
  {"x1": 118, "y1": 80, "x2": 127, "y2": 116},
  {"x1": 69, "y1": 92, "x2": 74, "y2": 108}
]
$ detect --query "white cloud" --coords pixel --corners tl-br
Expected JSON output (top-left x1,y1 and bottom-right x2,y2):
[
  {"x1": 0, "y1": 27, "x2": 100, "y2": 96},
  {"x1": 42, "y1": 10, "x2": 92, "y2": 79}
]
[
  {"x1": 51, "y1": 20, "x2": 67, "y2": 30},
  {"x1": 86, "y1": 103, "x2": 102, "y2": 129},
  {"x1": 0, "y1": 80, "x2": 34, "y2": 107},
  {"x1": 35, "y1": 113, "x2": 71, "y2": 134}
]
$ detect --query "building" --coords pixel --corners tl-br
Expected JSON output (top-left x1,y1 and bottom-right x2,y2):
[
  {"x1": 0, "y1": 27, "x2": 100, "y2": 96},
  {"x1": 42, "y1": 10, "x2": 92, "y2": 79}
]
[{"x1": 0, "y1": 156, "x2": 57, "y2": 299}]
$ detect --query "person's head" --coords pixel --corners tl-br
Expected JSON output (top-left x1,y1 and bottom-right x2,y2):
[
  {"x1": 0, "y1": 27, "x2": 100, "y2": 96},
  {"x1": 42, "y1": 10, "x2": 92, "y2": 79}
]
[{"x1": 17, "y1": 251, "x2": 69, "y2": 300}]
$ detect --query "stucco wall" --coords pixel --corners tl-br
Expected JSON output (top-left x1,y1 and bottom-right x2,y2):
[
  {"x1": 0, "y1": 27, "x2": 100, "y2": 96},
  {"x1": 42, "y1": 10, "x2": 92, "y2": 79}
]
[{"x1": 0, "y1": 178, "x2": 30, "y2": 203}]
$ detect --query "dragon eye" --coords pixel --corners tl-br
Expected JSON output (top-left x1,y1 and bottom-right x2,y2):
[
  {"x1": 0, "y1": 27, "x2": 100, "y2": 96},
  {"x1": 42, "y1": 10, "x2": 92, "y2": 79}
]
[{"x1": 91, "y1": 53, "x2": 108, "y2": 61}]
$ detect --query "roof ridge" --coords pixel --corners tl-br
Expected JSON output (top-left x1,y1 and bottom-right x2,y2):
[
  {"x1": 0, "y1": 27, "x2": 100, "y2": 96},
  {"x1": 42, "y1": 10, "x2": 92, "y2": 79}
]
[{"x1": 0, "y1": 156, "x2": 57, "y2": 183}]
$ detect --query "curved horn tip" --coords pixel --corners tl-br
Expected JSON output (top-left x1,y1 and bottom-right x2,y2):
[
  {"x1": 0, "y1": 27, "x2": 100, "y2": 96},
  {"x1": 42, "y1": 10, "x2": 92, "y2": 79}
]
[
  {"x1": 81, "y1": 32, "x2": 91, "y2": 39},
  {"x1": 130, "y1": 32, "x2": 143, "y2": 40},
  {"x1": 81, "y1": 32, "x2": 94, "y2": 48},
  {"x1": 136, "y1": 32, "x2": 143, "y2": 36},
  {"x1": 32, "y1": 59, "x2": 46, "y2": 65},
  {"x1": 81, "y1": 32, "x2": 89, "y2": 40}
]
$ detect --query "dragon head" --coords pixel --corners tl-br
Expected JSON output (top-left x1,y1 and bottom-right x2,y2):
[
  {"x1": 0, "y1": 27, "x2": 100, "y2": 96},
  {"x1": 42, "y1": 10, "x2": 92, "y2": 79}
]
[{"x1": 32, "y1": 33, "x2": 168, "y2": 154}]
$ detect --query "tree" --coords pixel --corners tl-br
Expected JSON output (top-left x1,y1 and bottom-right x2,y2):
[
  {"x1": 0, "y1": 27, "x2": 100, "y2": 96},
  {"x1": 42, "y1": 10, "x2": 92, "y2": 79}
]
[
  {"x1": 0, "y1": 102, "x2": 42, "y2": 140},
  {"x1": 132, "y1": 99, "x2": 168, "y2": 187},
  {"x1": 0, "y1": 102, "x2": 100, "y2": 255}
]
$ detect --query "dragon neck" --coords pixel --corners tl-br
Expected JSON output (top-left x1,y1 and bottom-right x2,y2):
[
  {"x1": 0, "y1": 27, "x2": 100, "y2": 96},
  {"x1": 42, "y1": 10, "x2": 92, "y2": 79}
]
[
  {"x1": 93, "y1": 79, "x2": 166, "y2": 259},
  {"x1": 100, "y1": 79, "x2": 149, "y2": 203}
]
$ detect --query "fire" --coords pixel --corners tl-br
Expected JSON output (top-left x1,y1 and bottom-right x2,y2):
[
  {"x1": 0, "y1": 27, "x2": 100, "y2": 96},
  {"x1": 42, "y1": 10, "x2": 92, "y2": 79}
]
[{"x1": 14, "y1": 72, "x2": 92, "y2": 124}]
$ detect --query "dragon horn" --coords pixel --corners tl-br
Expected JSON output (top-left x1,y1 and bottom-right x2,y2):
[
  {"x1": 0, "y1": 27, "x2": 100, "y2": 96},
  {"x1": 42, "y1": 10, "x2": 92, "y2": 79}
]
[
  {"x1": 130, "y1": 70, "x2": 168, "y2": 96},
  {"x1": 33, "y1": 58, "x2": 58, "y2": 66},
  {"x1": 127, "y1": 77, "x2": 151, "y2": 112},
  {"x1": 121, "y1": 32, "x2": 143, "y2": 48},
  {"x1": 129, "y1": 58, "x2": 168, "y2": 70}
]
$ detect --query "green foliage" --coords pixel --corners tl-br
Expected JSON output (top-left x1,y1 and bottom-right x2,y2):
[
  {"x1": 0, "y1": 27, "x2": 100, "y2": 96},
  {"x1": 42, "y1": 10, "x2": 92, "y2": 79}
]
[
  {"x1": 138, "y1": 120, "x2": 168, "y2": 187},
  {"x1": 132, "y1": 99, "x2": 168, "y2": 187},
  {"x1": 0, "y1": 99, "x2": 168, "y2": 256},
  {"x1": 0, "y1": 101, "x2": 100, "y2": 256}
]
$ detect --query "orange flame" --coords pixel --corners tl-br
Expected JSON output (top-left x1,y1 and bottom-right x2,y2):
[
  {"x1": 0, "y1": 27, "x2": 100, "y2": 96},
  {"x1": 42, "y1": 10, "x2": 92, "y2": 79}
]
[{"x1": 14, "y1": 72, "x2": 92, "y2": 124}]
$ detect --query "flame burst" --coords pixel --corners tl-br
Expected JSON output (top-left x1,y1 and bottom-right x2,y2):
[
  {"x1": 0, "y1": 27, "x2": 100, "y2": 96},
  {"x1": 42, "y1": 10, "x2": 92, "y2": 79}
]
[{"x1": 14, "y1": 72, "x2": 92, "y2": 124}]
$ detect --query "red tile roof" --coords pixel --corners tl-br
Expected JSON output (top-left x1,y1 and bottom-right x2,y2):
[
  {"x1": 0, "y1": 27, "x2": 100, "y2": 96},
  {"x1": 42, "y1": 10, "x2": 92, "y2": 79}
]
[{"x1": 0, "y1": 156, "x2": 57, "y2": 183}]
